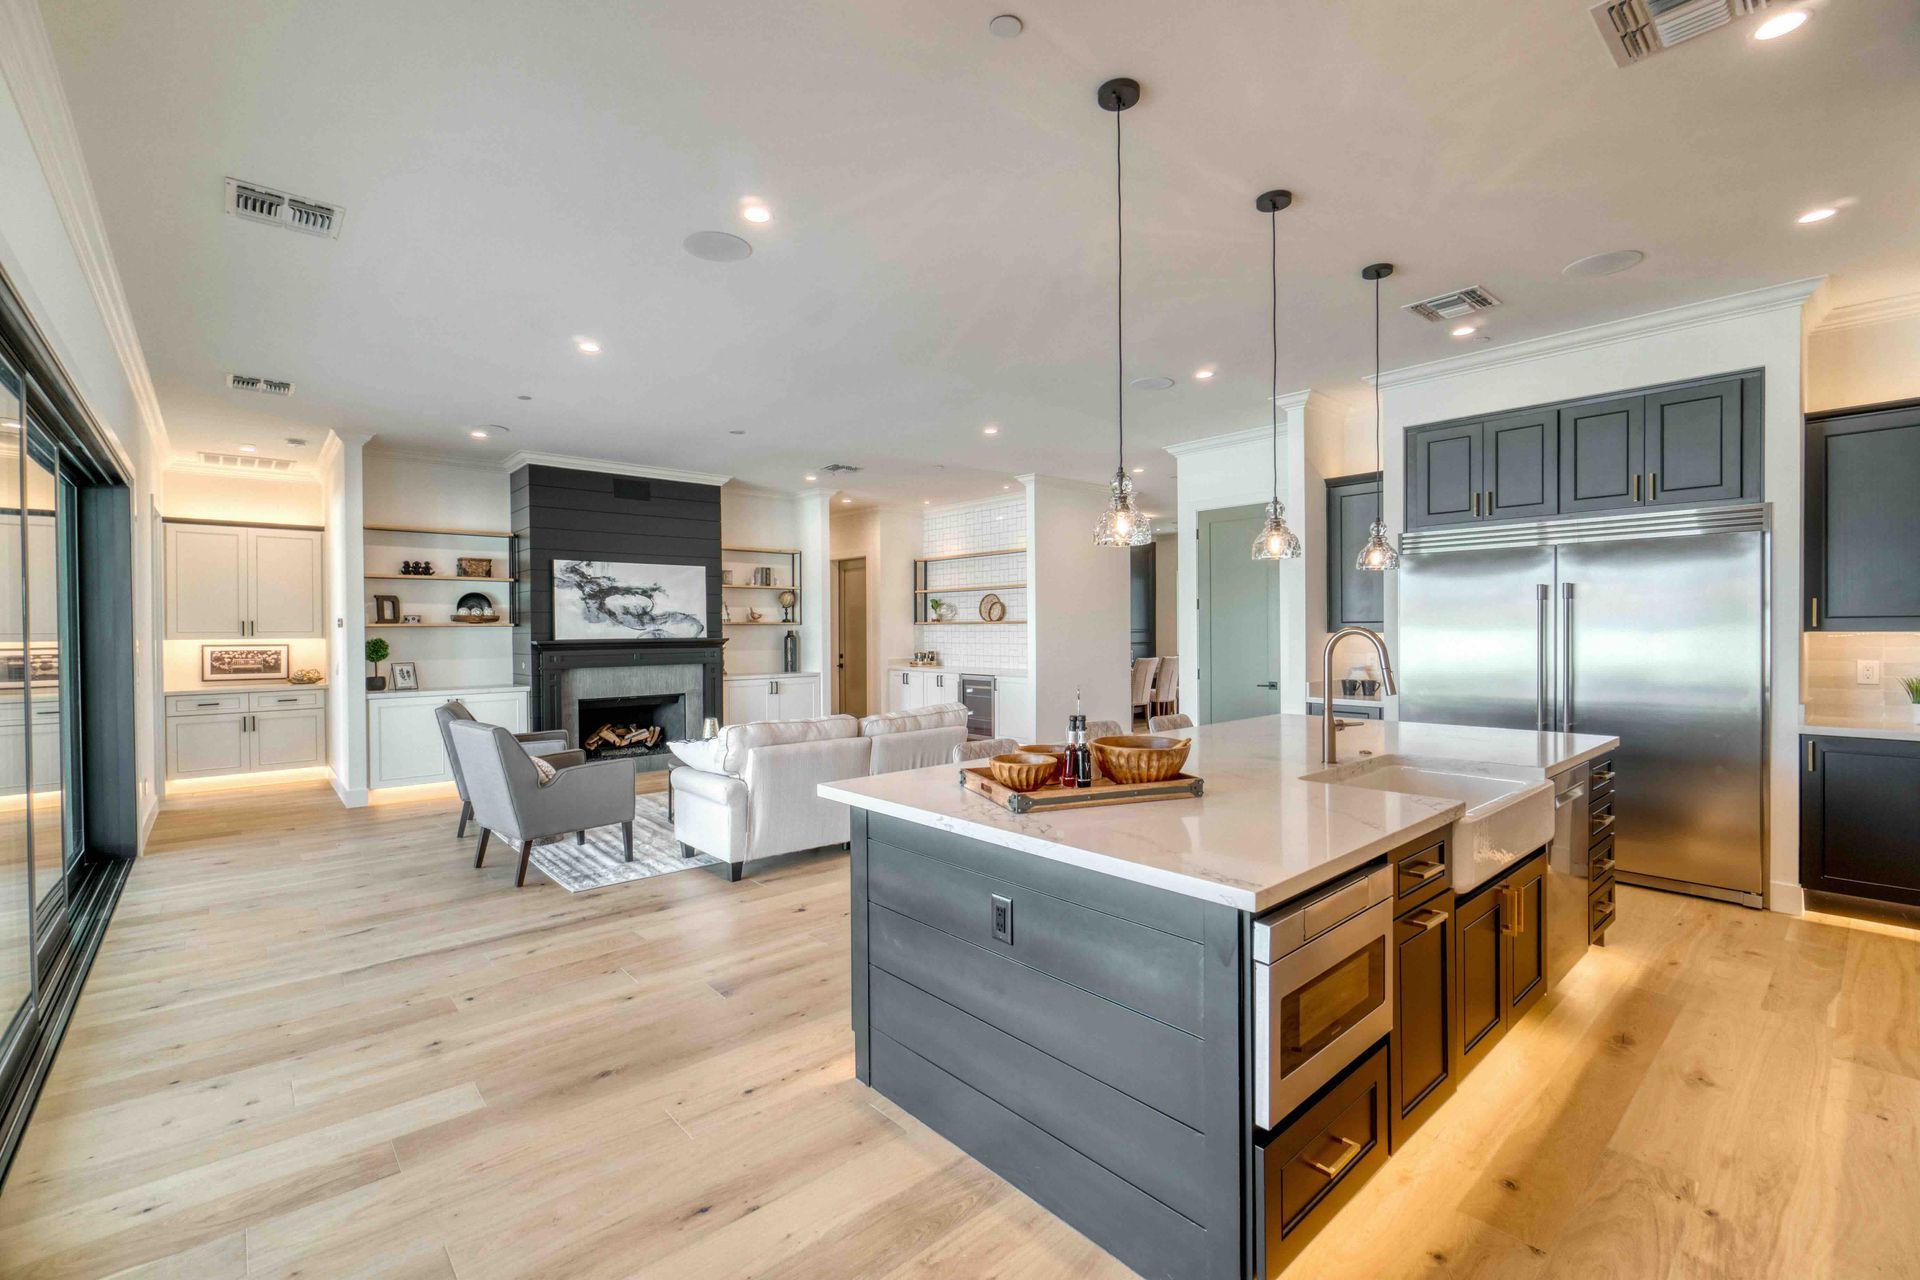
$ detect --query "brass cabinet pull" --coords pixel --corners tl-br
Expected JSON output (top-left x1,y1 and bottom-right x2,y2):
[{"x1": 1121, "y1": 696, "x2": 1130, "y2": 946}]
[
  {"x1": 1806, "y1": 741, "x2": 1816, "y2": 772},
  {"x1": 1811, "y1": 596, "x2": 1820, "y2": 628},
  {"x1": 1500, "y1": 883, "x2": 1527, "y2": 936},
  {"x1": 1591, "y1": 857, "x2": 1616, "y2": 877},
  {"x1": 1486, "y1": 488, "x2": 1495, "y2": 515},
  {"x1": 1633, "y1": 474, "x2": 1641, "y2": 502},
  {"x1": 1590, "y1": 812, "x2": 1616, "y2": 839},
  {"x1": 1649, "y1": 472, "x2": 1658, "y2": 502},
  {"x1": 1304, "y1": 1134, "x2": 1364, "y2": 1180},
  {"x1": 1410, "y1": 907, "x2": 1448, "y2": 932},
  {"x1": 1590, "y1": 769, "x2": 1615, "y2": 784},
  {"x1": 1473, "y1": 491, "x2": 1482, "y2": 518},
  {"x1": 1401, "y1": 859, "x2": 1446, "y2": 885}
]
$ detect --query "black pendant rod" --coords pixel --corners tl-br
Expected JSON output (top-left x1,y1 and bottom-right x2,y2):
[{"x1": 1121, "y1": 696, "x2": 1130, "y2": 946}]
[
  {"x1": 1114, "y1": 103, "x2": 1124, "y2": 475},
  {"x1": 1269, "y1": 208, "x2": 1278, "y2": 501},
  {"x1": 1361, "y1": 262, "x2": 1394, "y2": 472}
]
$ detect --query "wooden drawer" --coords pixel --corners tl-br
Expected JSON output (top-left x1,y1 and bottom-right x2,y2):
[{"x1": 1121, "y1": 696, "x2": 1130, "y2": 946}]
[
  {"x1": 1258, "y1": 1039, "x2": 1390, "y2": 1275},
  {"x1": 166, "y1": 693, "x2": 246, "y2": 717},
  {"x1": 1588, "y1": 833, "x2": 1616, "y2": 881},
  {"x1": 1589, "y1": 876, "x2": 1617, "y2": 940},
  {"x1": 1392, "y1": 834, "x2": 1449, "y2": 910},
  {"x1": 249, "y1": 688, "x2": 323, "y2": 711}
]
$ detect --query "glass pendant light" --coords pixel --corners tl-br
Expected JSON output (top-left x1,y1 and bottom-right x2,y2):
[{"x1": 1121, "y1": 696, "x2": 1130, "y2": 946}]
[
  {"x1": 1356, "y1": 262, "x2": 1400, "y2": 572},
  {"x1": 1093, "y1": 78, "x2": 1153, "y2": 548},
  {"x1": 1252, "y1": 189, "x2": 1301, "y2": 562}
]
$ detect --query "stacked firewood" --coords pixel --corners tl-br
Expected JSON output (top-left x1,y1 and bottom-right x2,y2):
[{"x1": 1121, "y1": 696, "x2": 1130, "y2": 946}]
[{"x1": 583, "y1": 724, "x2": 665, "y2": 751}]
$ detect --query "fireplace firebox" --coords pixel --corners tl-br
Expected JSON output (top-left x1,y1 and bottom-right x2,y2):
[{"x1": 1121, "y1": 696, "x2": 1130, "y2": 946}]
[{"x1": 577, "y1": 693, "x2": 686, "y2": 762}]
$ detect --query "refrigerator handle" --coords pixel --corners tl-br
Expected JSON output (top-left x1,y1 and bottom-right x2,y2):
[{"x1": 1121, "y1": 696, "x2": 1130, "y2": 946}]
[
  {"x1": 1559, "y1": 583, "x2": 1575, "y2": 732},
  {"x1": 1535, "y1": 584, "x2": 1550, "y2": 732}
]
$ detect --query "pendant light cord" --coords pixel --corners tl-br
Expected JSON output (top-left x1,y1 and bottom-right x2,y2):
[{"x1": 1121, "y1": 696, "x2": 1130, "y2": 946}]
[
  {"x1": 1373, "y1": 277, "x2": 1383, "y2": 472},
  {"x1": 1114, "y1": 106, "x2": 1124, "y2": 477},
  {"x1": 1270, "y1": 209, "x2": 1279, "y2": 502}
]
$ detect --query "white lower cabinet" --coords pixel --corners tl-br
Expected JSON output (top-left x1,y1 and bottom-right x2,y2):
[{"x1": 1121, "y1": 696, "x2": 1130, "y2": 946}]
[
  {"x1": 166, "y1": 689, "x2": 329, "y2": 780},
  {"x1": 369, "y1": 688, "x2": 527, "y2": 790},
  {"x1": 724, "y1": 674, "x2": 820, "y2": 724},
  {"x1": 994, "y1": 676, "x2": 1033, "y2": 742},
  {"x1": 885, "y1": 668, "x2": 958, "y2": 714}
]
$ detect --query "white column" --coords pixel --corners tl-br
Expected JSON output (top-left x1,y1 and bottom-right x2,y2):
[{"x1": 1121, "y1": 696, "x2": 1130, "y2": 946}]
[
  {"x1": 321, "y1": 430, "x2": 371, "y2": 806},
  {"x1": 1021, "y1": 474, "x2": 1130, "y2": 739}
]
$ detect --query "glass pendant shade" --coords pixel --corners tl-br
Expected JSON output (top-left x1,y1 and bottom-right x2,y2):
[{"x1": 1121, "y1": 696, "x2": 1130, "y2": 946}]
[
  {"x1": 1251, "y1": 499, "x2": 1301, "y2": 561},
  {"x1": 1093, "y1": 470, "x2": 1154, "y2": 547},
  {"x1": 1355, "y1": 518, "x2": 1400, "y2": 572}
]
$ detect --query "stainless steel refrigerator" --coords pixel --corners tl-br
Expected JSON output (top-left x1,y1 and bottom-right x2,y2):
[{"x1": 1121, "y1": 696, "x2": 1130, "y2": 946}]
[{"x1": 1397, "y1": 504, "x2": 1769, "y2": 907}]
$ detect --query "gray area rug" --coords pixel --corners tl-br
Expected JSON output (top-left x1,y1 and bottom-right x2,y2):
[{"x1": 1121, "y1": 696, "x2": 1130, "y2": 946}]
[{"x1": 528, "y1": 793, "x2": 718, "y2": 892}]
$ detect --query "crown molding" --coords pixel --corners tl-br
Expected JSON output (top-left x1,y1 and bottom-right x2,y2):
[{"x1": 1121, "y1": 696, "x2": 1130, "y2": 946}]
[
  {"x1": 1375, "y1": 277, "x2": 1825, "y2": 392},
  {"x1": 500, "y1": 450, "x2": 730, "y2": 487},
  {"x1": 722, "y1": 478, "x2": 812, "y2": 500},
  {"x1": 1811, "y1": 291, "x2": 1920, "y2": 333},
  {"x1": 1164, "y1": 425, "x2": 1280, "y2": 459},
  {"x1": 0, "y1": 0, "x2": 170, "y2": 472},
  {"x1": 363, "y1": 443, "x2": 510, "y2": 474}
]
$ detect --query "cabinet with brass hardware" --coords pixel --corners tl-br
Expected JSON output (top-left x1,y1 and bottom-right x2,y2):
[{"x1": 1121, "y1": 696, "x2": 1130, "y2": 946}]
[
  {"x1": 1800, "y1": 734, "x2": 1920, "y2": 906},
  {"x1": 1389, "y1": 890, "x2": 1456, "y2": 1150},
  {"x1": 1452, "y1": 849, "x2": 1546, "y2": 1081},
  {"x1": 1805, "y1": 399, "x2": 1920, "y2": 631},
  {"x1": 1256, "y1": 1039, "x2": 1389, "y2": 1275}
]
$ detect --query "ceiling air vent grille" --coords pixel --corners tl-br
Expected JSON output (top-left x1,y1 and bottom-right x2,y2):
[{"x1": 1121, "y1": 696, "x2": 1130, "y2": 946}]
[
  {"x1": 1404, "y1": 286, "x2": 1502, "y2": 323},
  {"x1": 197, "y1": 451, "x2": 297, "y2": 473},
  {"x1": 228, "y1": 373, "x2": 295, "y2": 396},
  {"x1": 1590, "y1": 0, "x2": 1770, "y2": 66},
  {"x1": 224, "y1": 178, "x2": 344, "y2": 239},
  {"x1": 819, "y1": 463, "x2": 863, "y2": 474}
]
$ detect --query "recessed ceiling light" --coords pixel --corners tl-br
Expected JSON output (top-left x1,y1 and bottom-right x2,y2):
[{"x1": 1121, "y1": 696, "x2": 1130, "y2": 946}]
[
  {"x1": 988, "y1": 14, "x2": 1023, "y2": 38},
  {"x1": 840, "y1": 497, "x2": 852, "y2": 504},
  {"x1": 804, "y1": 473, "x2": 817, "y2": 482},
  {"x1": 1194, "y1": 368, "x2": 1215, "y2": 380},
  {"x1": 1754, "y1": 10, "x2": 1808, "y2": 40},
  {"x1": 923, "y1": 499, "x2": 931, "y2": 505},
  {"x1": 1797, "y1": 206, "x2": 1837, "y2": 224},
  {"x1": 238, "y1": 443, "x2": 257, "y2": 453},
  {"x1": 469, "y1": 429, "x2": 489, "y2": 439},
  {"x1": 982, "y1": 424, "x2": 999, "y2": 435},
  {"x1": 684, "y1": 231, "x2": 753, "y2": 262},
  {"x1": 741, "y1": 204, "x2": 771, "y2": 224},
  {"x1": 1002, "y1": 484, "x2": 1011, "y2": 490},
  {"x1": 575, "y1": 337, "x2": 601, "y2": 354},
  {"x1": 1451, "y1": 325, "x2": 1477, "y2": 338},
  {"x1": 1131, "y1": 466, "x2": 1145, "y2": 474},
  {"x1": 1130, "y1": 376, "x2": 1175, "y2": 391},
  {"x1": 1562, "y1": 249, "x2": 1645, "y2": 278}
]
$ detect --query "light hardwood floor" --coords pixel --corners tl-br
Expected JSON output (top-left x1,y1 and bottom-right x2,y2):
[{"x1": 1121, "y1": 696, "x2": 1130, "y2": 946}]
[{"x1": 0, "y1": 778, "x2": 1915, "y2": 1279}]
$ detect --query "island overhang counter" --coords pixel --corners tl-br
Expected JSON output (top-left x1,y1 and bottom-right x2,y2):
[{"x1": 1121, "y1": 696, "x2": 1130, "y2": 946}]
[{"x1": 820, "y1": 713, "x2": 1618, "y2": 1279}]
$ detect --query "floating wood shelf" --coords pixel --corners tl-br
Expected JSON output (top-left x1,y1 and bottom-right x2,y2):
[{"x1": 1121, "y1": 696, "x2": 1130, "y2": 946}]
[
  {"x1": 722, "y1": 620, "x2": 798, "y2": 627},
  {"x1": 916, "y1": 546, "x2": 1026, "y2": 564},
  {"x1": 364, "y1": 524, "x2": 514, "y2": 539},
  {"x1": 366, "y1": 574, "x2": 514, "y2": 583},
  {"x1": 917, "y1": 620, "x2": 1026, "y2": 627},
  {"x1": 914, "y1": 583, "x2": 1026, "y2": 593},
  {"x1": 722, "y1": 584, "x2": 798, "y2": 591},
  {"x1": 722, "y1": 545, "x2": 802, "y2": 556}
]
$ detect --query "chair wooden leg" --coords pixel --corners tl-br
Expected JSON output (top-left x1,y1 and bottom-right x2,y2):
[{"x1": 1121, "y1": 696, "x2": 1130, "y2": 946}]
[
  {"x1": 456, "y1": 800, "x2": 472, "y2": 839},
  {"x1": 515, "y1": 839, "x2": 535, "y2": 888},
  {"x1": 621, "y1": 821, "x2": 633, "y2": 862},
  {"x1": 474, "y1": 828, "x2": 490, "y2": 868}
]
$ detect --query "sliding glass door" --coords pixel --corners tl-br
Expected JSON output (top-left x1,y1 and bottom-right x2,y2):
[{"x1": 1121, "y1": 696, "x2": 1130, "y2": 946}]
[
  {"x1": 25, "y1": 428, "x2": 71, "y2": 960},
  {"x1": 0, "y1": 357, "x2": 31, "y2": 1080}
]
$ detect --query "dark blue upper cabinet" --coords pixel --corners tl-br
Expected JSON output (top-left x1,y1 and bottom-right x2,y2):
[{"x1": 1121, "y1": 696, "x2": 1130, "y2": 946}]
[
  {"x1": 1326, "y1": 473, "x2": 1383, "y2": 629},
  {"x1": 1405, "y1": 423, "x2": 1483, "y2": 529},
  {"x1": 1645, "y1": 379, "x2": 1744, "y2": 507},
  {"x1": 1484, "y1": 409, "x2": 1558, "y2": 521},
  {"x1": 1806, "y1": 400, "x2": 1920, "y2": 630},
  {"x1": 1557, "y1": 397, "x2": 1644, "y2": 515}
]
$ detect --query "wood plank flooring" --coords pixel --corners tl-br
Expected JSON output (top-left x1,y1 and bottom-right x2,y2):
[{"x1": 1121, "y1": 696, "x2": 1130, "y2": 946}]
[{"x1": 1, "y1": 777, "x2": 1916, "y2": 1278}]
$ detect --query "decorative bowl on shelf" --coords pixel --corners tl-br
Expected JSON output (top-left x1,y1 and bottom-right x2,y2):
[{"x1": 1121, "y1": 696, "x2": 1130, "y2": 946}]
[
  {"x1": 1090, "y1": 735, "x2": 1191, "y2": 784},
  {"x1": 988, "y1": 752, "x2": 1061, "y2": 792},
  {"x1": 290, "y1": 669, "x2": 324, "y2": 685}
]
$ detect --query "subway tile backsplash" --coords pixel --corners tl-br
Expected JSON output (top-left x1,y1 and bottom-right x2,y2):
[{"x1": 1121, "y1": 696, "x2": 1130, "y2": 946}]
[
  {"x1": 1802, "y1": 632, "x2": 1920, "y2": 714},
  {"x1": 917, "y1": 494, "x2": 1027, "y2": 671}
]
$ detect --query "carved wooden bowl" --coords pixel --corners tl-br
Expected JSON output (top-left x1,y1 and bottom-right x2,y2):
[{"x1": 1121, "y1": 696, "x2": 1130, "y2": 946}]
[
  {"x1": 1090, "y1": 735, "x2": 1191, "y2": 784},
  {"x1": 989, "y1": 752, "x2": 1061, "y2": 792}
]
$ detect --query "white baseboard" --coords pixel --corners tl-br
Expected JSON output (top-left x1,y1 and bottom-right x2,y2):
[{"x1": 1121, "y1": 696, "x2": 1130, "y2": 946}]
[
  {"x1": 330, "y1": 770, "x2": 369, "y2": 809},
  {"x1": 1770, "y1": 880, "x2": 1805, "y2": 915}
]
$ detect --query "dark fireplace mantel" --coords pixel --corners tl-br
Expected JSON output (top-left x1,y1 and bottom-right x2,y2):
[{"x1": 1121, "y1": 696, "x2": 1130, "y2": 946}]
[{"x1": 524, "y1": 640, "x2": 725, "y2": 749}]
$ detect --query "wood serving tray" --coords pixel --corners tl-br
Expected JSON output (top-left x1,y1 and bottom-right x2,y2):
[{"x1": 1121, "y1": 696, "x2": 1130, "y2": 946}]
[{"x1": 959, "y1": 764, "x2": 1204, "y2": 814}]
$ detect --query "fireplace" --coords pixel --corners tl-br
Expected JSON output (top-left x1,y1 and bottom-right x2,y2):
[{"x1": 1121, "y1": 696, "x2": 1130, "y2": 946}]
[{"x1": 578, "y1": 693, "x2": 685, "y2": 762}]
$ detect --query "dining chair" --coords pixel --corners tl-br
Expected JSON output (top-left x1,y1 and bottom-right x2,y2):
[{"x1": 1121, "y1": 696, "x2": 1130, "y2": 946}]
[
  {"x1": 952, "y1": 736, "x2": 1020, "y2": 763},
  {"x1": 1149, "y1": 713, "x2": 1194, "y2": 732},
  {"x1": 1150, "y1": 658, "x2": 1180, "y2": 717},
  {"x1": 1129, "y1": 657, "x2": 1161, "y2": 720}
]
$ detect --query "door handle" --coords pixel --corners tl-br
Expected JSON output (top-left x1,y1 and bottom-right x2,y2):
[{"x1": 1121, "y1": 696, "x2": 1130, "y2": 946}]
[
  {"x1": 1256, "y1": 681, "x2": 1279, "y2": 690},
  {"x1": 1486, "y1": 488, "x2": 1494, "y2": 516},
  {"x1": 1649, "y1": 472, "x2": 1658, "y2": 502},
  {"x1": 1810, "y1": 596, "x2": 1819, "y2": 628},
  {"x1": 1633, "y1": 474, "x2": 1641, "y2": 503},
  {"x1": 1473, "y1": 491, "x2": 1482, "y2": 518},
  {"x1": 1402, "y1": 859, "x2": 1446, "y2": 885},
  {"x1": 1535, "y1": 583, "x2": 1550, "y2": 732},
  {"x1": 1559, "y1": 583, "x2": 1575, "y2": 732},
  {"x1": 1304, "y1": 1134, "x2": 1364, "y2": 1180}
]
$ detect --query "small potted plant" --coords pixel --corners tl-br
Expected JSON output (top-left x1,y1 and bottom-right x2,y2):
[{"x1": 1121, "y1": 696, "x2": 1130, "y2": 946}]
[
  {"x1": 1903, "y1": 675, "x2": 1920, "y2": 726},
  {"x1": 366, "y1": 637, "x2": 390, "y2": 691}
]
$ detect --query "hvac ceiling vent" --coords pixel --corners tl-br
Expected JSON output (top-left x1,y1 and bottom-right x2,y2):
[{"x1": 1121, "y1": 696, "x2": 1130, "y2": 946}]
[
  {"x1": 818, "y1": 463, "x2": 863, "y2": 474},
  {"x1": 1590, "y1": 0, "x2": 1770, "y2": 66},
  {"x1": 1403, "y1": 286, "x2": 1502, "y2": 323},
  {"x1": 197, "y1": 451, "x2": 297, "y2": 473},
  {"x1": 224, "y1": 178, "x2": 344, "y2": 239},
  {"x1": 228, "y1": 373, "x2": 295, "y2": 396}
]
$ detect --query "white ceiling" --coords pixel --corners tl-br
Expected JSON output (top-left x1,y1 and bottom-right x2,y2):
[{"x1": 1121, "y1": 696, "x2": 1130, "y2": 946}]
[{"x1": 41, "y1": 0, "x2": 1920, "y2": 512}]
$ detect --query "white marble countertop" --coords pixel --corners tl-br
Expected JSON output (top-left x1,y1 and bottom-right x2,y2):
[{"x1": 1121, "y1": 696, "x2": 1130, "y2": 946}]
[
  {"x1": 166, "y1": 681, "x2": 328, "y2": 695},
  {"x1": 886, "y1": 663, "x2": 1028, "y2": 679},
  {"x1": 1801, "y1": 709, "x2": 1920, "y2": 743},
  {"x1": 723, "y1": 670, "x2": 822, "y2": 680},
  {"x1": 822, "y1": 713, "x2": 1617, "y2": 913},
  {"x1": 366, "y1": 683, "x2": 527, "y2": 701}
]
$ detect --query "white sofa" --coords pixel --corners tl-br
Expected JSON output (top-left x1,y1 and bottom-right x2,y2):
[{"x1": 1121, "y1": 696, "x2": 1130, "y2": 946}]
[{"x1": 667, "y1": 703, "x2": 967, "y2": 880}]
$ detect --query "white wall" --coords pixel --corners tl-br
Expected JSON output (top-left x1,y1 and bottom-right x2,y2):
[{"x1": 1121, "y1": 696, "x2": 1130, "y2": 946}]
[
  {"x1": 1375, "y1": 279, "x2": 1818, "y2": 912},
  {"x1": 322, "y1": 433, "x2": 368, "y2": 806},
  {"x1": 1023, "y1": 475, "x2": 1129, "y2": 736},
  {"x1": 829, "y1": 503, "x2": 921, "y2": 714},
  {"x1": 161, "y1": 466, "x2": 323, "y2": 525},
  {"x1": 1806, "y1": 301, "x2": 1920, "y2": 412},
  {"x1": 1152, "y1": 530, "x2": 1179, "y2": 659}
]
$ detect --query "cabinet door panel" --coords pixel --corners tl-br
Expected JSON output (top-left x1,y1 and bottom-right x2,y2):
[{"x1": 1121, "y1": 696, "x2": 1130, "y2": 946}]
[
  {"x1": 1484, "y1": 411, "x2": 1558, "y2": 521},
  {"x1": 773, "y1": 676, "x2": 820, "y2": 720},
  {"x1": 167, "y1": 713, "x2": 248, "y2": 778},
  {"x1": 1326, "y1": 475, "x2": 1383, "y2": 629},
  {"x1": 1391, "y1": 896, "x2": 1456, "y2": 1150},
  {"x1": 1646, "y1": 379, "x2": 1742, "y2": 507},
  {"x1": 1454, "y1": 886, "x2": 1505, "y2": 1076},
  {"x1": 165, "y1": 525, "x2": 247, "y2": 637},
  {"x1": 248, "y1": 529, "x2": 324, "y2": 637},
  {"x1": 1557, "y1": 398, "x2": 1643, "y2": 514},
  {"x1": 250, "y1": 709, "x2": 325, "y2": 770},
  {"x1": 726, "y1": 680, "x2": 769, "y2": 725},
  {"x1": 1801, "y1": 736, "x2": 1920, "y2": 906},
  {"x1": 886, "y1": 670, "x2": 912, "y2": 714},
  {"x1": 1406, "y1": 424, "x2": 1482, "y2": 529},
  {"x1": 1807, "y1": 405, "x2": 1920, "y2": 630},
  {"x1": 1503, "y1": 857, "x2": 1547, "y2": 1021}
]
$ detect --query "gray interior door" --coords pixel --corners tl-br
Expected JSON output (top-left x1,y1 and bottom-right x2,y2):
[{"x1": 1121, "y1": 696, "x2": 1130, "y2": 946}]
[
  {"x1": 1197, "y1": 505, "x2": 1280, "y2": 724},
  {"x1": 1397, "y1": 547, "x2": 1555, "y2": 731},
  {"x1": 1557, "y1": 533, "x2": 1765, "y2": 898}
]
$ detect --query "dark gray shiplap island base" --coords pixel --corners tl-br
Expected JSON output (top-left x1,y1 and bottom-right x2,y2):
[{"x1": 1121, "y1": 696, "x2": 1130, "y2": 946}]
[{"x1": 823, "y1": 714, "x2": 1617, "y2": 1279}]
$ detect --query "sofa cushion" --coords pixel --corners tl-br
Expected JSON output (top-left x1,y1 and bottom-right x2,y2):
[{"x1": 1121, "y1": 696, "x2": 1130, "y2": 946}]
[
  {"x1": 667, "y1": 736, "x2": 727, "y2": 774},
  {"x1": 717, "y1": 714, "x2": 858, "y2": 776},
  {"x1": 860, "y1": 702, "x2": 967, "y2": 738}
]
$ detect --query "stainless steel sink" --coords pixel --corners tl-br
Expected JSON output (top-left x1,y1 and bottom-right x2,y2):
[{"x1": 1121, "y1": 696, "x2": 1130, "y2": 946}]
[{"x1": 1301, "y1": 754, "x2": 1554, "y2": 892}]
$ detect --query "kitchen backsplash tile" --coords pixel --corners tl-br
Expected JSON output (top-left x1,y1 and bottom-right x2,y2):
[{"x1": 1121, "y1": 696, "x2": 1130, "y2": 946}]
[
  {"x1": 1802, "y1": 631, "x2": 1920, "y2": 714},
  {"x1": 917, "y1": 494, "x2": 1027, "y2": 671}
]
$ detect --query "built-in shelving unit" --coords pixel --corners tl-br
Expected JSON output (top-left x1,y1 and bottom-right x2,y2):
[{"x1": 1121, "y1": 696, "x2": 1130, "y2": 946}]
[
  {"x1": 720, "y1": 546, "x2": 801, "y2": 628},
  {"x1": 363, "y1": 524, "x2": 518, "y2": 627},
  {"x1": 911, "y1": 547, "x2": 1027, "y2": 625}
]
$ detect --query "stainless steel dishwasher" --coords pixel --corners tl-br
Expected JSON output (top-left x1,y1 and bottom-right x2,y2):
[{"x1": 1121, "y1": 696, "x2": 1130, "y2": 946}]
[
  {"x1": 960, "y1": 674, "x2": 996, "y2": 739},
  {"x1": 1544, "y1": 762, "x2": 1591, "y2": 987}
]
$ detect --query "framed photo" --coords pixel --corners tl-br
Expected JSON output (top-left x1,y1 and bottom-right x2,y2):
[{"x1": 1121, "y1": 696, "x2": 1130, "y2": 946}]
[
  {"x1": 456, "y1": 557, "x2": 494, "y2": 578},
  {"x1": 202, "y1": 644, "x2": 290, "y2": 682},
  {"x1": 400, "y1": 613, "x2": 422, "y2": 625},
  {"x1": 389, "y1": 660, "x2": 419, "y2": 691},
  {"x1": 552, "y1": 559, "x2": 707, "y2": 640}
]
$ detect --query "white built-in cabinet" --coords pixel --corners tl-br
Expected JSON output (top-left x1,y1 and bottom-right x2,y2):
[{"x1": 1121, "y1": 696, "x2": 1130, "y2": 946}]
[
  {"x1": 724, "y1": 673, "x2": 820, "y2": 725},
  {"x1": 164, "y1": 689, "x2": 327, "y2": 779},
  {"x1": 885, "y1": 668, "x2": 958, "y2": 714},
  {"x1": 165, "y1": 522, "x2": 324, "y2": 638},
  {"x1": 369, "y1": 687, "x2": 528, "y2": 790}
]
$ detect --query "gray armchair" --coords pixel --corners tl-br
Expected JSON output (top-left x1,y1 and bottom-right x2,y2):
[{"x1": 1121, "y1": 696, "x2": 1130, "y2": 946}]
[
  {"x1": 446, "y1": 720, "x2": 637, "y2": 888},
  {"x1": 435, "y1": 699, "x2": 573, "y2": 837}
]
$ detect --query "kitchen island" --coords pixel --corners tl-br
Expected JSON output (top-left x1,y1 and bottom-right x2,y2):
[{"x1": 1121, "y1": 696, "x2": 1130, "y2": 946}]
[{"x1": 821, "y1": 713, "x2": 1617, "y2": 1280}]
